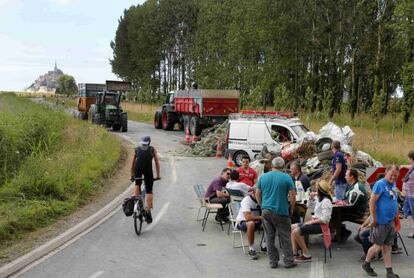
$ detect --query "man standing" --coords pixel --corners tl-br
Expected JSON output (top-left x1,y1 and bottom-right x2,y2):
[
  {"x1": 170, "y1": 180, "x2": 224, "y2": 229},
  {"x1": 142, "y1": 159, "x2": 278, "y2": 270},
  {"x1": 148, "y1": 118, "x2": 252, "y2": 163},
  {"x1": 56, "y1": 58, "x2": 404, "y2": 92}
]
[
  {"x1": 205, "y1": 168, "x2": 231, "y2": 223},
  {"x1": 256, "y1": 157, "x2": 297, "y2": 269},
  {"x1": 329, "y1": 140, "x2": 348, "y2": 200},
  {"x1": 362, "y1": 165, "x2": 400, "y2": 278},
  {"x1": 402, "y1": 150, "x2": 414, "y2": 238},
  {"x1": 238, "y1": 155, "x2": 258, "y2": 187}
]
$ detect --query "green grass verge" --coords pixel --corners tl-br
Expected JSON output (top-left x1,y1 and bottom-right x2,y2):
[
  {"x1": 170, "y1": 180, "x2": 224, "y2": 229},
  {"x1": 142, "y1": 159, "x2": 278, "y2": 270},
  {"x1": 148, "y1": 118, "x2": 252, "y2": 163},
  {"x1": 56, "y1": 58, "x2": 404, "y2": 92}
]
[
  {"x1": 0, "y1": 94, "x2": 121, "y2": 244},
  {"x1": 127, "y1": 111, "x2": 153, "y2": 124}
]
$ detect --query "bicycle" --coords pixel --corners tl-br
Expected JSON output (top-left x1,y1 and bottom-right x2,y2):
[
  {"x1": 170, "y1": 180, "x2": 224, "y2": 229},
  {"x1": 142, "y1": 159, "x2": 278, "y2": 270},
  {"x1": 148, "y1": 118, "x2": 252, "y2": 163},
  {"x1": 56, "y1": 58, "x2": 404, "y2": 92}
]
[{"x1": 130, "y1": 177, "x2": 160, "y2": 236}]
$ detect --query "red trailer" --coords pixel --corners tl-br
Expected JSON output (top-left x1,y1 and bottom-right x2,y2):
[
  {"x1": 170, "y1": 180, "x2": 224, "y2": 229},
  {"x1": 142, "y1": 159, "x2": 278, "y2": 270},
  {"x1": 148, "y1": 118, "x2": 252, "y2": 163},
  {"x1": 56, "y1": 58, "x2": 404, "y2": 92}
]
[{"x1": 154, "y1": 89, "x2": 240, "y2": 136}]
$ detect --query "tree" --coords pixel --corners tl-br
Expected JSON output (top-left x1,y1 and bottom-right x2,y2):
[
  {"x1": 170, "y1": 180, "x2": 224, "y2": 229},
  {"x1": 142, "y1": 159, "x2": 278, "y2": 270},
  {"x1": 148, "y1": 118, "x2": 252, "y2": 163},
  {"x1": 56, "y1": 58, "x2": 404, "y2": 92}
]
[{"x1": 56, "y1": 75, "x2": 77, "y2": 96}]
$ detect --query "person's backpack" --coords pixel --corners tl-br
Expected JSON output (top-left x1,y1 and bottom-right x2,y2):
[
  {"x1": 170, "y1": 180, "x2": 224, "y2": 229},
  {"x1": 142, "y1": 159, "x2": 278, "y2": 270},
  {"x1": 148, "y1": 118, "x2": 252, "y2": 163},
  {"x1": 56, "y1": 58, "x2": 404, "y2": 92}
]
[{"x1": 122, "y1": 197, "x2": 135, "y2": 217}]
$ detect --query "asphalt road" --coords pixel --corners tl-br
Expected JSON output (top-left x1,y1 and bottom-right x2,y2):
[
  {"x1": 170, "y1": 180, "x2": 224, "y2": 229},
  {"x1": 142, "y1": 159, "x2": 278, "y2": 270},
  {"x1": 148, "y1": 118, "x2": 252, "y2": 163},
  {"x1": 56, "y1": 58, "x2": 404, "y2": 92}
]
[{"x1": 16, "y1": 121, "x2": 414, "y2": 278}]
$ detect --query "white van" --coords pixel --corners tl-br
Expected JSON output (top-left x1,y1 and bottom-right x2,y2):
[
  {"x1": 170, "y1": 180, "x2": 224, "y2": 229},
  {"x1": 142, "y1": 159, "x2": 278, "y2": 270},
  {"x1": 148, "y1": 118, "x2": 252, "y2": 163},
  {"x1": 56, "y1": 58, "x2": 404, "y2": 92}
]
[{"x1": 226, "y1": 112, "x2": 310, "y2": 166}]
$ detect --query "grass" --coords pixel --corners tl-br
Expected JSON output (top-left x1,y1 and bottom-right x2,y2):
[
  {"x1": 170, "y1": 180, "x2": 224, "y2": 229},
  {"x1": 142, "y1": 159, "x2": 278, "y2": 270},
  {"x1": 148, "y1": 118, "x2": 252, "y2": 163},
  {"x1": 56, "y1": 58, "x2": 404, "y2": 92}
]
[
  {"x1": 0, "y1": 94, "x2": 121, "y2": 244},
  {"x1": 121, "y1": 102, "x2": 158, "y2": 124}
]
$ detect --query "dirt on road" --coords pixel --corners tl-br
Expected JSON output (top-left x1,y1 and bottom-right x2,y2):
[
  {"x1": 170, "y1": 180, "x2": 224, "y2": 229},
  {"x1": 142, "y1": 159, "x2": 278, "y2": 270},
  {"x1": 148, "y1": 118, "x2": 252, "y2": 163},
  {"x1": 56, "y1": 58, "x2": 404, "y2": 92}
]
[{"x1": 0, "y1": 138, "x2": 135, "y2": 267}]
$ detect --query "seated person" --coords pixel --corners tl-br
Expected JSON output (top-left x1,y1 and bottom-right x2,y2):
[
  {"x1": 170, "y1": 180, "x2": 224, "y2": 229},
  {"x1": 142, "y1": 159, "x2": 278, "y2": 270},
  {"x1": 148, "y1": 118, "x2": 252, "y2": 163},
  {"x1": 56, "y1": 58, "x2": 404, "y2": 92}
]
[
  {"x1": 291, "y1": 180, "x2": 333, "y2": 263},
  {"x1": 205, "y1": 168, "x2": 231, "y2": 223},
  {"x1": 226, "y1": 170, "x2": 251, "y2": 196},
  {"x1": 290, "y1": 161, "x2": 311, "y2": 192},
  {"x1": 335, "y1": 168, "x2": 368, "y2": 241},
  {"x1": 236, "y1": 193, "x2": 263, "y2": 260}
]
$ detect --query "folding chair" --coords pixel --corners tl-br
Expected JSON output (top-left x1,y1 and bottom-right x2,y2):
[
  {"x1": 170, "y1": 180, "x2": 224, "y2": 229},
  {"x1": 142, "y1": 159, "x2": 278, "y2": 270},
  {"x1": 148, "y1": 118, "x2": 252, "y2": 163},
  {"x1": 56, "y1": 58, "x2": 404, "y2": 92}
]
[
  {"x1": 320, "y1": 223, "x2": 332, "y2": 263},
  {"x1": 225, "y1": 188, "x2": 245, "y2": 198},
  {"x1": 227, "y1": 196, "x2": 248, "y2": 253},
  {"x1": 193, "y1": 184, "x2": 223, "y2": 232}
]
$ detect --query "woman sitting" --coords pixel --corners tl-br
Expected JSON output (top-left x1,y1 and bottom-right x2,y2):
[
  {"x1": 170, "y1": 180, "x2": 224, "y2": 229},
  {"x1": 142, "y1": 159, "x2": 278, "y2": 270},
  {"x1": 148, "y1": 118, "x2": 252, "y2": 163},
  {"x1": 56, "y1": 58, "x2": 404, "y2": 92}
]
[{"x1": 291, "y1": 180, "x2": 333, "y2": 262}]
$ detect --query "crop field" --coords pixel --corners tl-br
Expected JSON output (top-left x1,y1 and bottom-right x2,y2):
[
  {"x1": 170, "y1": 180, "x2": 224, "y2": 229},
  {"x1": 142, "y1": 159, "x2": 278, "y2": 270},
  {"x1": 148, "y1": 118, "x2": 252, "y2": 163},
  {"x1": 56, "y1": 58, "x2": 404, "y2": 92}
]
[{"x1": 0, "y1": 94, "x2": 121, "y2": 244}]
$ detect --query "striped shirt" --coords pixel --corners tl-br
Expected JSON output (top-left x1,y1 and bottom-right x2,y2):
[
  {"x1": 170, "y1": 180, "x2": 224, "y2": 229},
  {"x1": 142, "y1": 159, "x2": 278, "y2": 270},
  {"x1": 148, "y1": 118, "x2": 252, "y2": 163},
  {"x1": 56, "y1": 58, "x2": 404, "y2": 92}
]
[{"x1": 403, "y1": 166, "x2": 414, "y2": 197}]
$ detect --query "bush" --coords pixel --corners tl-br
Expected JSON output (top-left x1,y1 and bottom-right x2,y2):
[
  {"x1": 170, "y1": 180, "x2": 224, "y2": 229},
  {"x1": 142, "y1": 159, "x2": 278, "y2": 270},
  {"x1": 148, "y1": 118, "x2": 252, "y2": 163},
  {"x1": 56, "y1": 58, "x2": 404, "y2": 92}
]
[{"x1": 0, "y1": 94, "x2": 121, "y2": 243}]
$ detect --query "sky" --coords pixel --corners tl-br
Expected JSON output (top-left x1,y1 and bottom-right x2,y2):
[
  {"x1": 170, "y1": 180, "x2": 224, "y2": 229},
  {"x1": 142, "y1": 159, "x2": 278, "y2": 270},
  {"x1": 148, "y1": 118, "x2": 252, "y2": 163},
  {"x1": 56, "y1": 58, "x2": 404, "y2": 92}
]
[{"x1": 0, "y1": 0, "x2": 145, "y2": 91}]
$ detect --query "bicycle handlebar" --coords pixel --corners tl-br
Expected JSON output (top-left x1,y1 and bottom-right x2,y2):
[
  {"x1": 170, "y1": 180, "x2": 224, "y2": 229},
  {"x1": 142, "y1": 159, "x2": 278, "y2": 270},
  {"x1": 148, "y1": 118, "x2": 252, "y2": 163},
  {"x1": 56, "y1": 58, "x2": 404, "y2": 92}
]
[{"x1": 130, "y1": 177, "x2": 161, "y2": 182}]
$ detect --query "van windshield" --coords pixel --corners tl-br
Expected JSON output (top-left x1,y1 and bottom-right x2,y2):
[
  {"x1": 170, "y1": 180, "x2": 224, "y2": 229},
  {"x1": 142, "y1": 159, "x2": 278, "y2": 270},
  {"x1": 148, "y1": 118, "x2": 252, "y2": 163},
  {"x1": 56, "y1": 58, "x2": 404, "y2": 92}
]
[{"x1": 291, "y1": 125, "x2": 309, "y2": 138}]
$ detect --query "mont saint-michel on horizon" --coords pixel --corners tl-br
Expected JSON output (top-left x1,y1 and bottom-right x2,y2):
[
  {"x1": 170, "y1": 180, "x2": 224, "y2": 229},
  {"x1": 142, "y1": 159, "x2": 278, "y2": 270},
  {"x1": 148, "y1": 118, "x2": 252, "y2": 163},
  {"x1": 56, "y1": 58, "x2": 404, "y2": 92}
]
[{"x1": 25, "y1": 62, "x2": 65, "y2": 94}]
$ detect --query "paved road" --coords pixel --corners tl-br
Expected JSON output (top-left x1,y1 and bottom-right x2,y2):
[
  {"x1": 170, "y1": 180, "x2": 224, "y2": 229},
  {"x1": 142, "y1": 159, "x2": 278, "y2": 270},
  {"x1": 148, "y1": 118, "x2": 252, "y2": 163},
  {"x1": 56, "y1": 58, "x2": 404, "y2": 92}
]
[{"x1": 16, "y1": 121, "x2": 414, "y2": 278}]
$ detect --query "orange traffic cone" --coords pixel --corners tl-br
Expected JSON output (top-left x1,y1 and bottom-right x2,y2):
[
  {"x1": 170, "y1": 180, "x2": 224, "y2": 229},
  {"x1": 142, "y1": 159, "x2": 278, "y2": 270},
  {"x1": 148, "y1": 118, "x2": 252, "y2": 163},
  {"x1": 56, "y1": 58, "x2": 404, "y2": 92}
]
[
  {"x1": 227, "y1": 153, "x2": 236, "y2": 168},
  {"x1": 184, "y1": 129, "x2": 191, "y2": 144},
  {"x1": 216, "y1": 139, "x2": 223, "y2": 158},
  {"x1": 192, "y1": 134, "x2": 198, "y2": 144}
]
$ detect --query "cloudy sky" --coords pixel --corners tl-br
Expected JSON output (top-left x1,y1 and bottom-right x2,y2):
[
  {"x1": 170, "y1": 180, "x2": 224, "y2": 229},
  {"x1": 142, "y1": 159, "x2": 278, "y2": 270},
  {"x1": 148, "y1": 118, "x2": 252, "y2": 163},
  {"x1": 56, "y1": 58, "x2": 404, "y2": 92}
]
[{"x1": 0, "y1": 0, "x2": 145, "y2": 91}]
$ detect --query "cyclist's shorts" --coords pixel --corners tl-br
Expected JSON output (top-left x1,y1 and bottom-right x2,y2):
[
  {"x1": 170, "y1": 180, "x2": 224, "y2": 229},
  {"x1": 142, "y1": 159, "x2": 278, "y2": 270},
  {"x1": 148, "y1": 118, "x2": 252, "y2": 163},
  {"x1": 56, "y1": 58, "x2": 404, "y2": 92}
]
[{"x1": 135, "y1": 170, "x2": 154, "y2": 194}]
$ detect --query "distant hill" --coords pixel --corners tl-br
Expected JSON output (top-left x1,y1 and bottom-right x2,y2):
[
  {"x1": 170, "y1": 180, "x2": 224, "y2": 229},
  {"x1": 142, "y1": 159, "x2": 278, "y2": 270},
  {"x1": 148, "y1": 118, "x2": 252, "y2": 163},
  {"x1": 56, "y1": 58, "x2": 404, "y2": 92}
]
[{"x1": 26, "y1": 62, "x2": 64, "y2": 93}]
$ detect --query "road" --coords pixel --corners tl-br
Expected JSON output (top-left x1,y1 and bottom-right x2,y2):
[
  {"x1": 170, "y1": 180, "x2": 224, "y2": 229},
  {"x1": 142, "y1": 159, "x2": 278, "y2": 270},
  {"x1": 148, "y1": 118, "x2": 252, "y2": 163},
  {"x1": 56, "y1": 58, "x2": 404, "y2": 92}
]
[{"x1": 15, "y1": 121, "x2": 414, "y2": 278}]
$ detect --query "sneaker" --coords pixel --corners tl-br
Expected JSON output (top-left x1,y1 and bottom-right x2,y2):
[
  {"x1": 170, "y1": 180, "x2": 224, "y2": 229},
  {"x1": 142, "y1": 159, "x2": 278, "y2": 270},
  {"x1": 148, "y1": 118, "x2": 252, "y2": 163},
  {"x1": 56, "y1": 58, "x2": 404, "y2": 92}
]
[
  {"x1": 260, "y1": 246, "x2": 267, "y2": 253},
  {"x1": 248, "y1": 250, "x2": 258, "y2": 260},
  {"x1": 145, "y1": 210, "x2": 153, "y2": 224},
  {"x1": 295, "y1": 255, "x2": 312, "y2": 263},
  {"x1": 284, "y1": 262, "x2": 298, "y2": 269},
  {"x1": 362, "y1": 263, "x2": 378, "y2": 276},
  {"x1": 386, "y1": 273, "x2": 400, "y2": 278},
  {"x1": 391, "y1": 247, "x2": 403, "y2": 254}
]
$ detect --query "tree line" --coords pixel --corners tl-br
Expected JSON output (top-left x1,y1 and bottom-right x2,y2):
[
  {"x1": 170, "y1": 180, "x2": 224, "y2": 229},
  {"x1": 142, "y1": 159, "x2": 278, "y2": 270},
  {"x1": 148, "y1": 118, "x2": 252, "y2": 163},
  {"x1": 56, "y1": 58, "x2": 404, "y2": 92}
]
[{"x1": 110, "y1": 0, "x2": 414, "y2": 123}]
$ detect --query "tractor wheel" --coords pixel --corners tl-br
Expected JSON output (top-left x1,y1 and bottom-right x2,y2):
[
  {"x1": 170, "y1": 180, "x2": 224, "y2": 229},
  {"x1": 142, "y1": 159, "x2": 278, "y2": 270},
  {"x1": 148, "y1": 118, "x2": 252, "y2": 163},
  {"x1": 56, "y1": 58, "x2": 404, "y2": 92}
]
[
  {"x1": 183, "y1": 115, "x2": 190, "y2": 134},
  {"x1": 190, "y1": 116, "x2": 201, "y2": 136},
  {"x1": 121, "y1": 114, "x2": 128, "y2": 132},
  {"x1": 154, "y1": 111, "x2": 162, "y2": 129},
  {"x1": 162, "y1": 109, "x2": 177, "y2": 131},
  {"x1": 112, "y1": 124, "x2": 121, "y2": 131}
]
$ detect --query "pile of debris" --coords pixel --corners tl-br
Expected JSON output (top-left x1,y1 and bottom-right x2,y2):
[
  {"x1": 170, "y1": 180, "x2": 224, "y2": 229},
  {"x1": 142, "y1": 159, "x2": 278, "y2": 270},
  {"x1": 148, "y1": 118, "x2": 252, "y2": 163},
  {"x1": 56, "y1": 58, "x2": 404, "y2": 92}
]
[{"x1": 178, "y1": 121, "x2": 228, "y2": 157}]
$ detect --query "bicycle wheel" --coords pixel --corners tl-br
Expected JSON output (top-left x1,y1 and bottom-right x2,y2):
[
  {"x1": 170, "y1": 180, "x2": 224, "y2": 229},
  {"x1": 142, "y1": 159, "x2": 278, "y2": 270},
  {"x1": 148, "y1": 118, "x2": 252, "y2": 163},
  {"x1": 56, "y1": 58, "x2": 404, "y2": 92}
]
[{"x1": 133, "y1": 210, "x2": 143, "y2": 236}]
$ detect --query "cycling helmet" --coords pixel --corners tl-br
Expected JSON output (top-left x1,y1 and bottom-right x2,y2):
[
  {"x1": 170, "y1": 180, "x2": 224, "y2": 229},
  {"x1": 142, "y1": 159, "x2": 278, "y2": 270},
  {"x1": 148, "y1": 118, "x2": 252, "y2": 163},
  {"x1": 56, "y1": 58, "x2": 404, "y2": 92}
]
[{"x1": 139, "y1": 136, "x2": 151, "y2": 146}]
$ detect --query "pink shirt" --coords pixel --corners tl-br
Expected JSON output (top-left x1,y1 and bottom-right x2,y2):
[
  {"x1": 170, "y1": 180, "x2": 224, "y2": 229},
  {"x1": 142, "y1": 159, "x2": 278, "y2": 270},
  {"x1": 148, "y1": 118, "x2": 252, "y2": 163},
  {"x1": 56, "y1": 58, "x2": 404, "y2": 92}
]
[{"x1": 237, "y1": 167, "x2": 257, "y2": 187}]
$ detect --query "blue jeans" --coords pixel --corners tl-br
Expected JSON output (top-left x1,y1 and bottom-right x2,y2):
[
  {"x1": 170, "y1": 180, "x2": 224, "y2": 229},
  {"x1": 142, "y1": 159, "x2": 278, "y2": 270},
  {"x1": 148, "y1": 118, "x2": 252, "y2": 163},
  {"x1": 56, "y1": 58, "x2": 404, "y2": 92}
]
[
  {"x1": 403, "y1": 197, "x2": 414, "y2": 218},
  {"x1": 335, "y1": 182, "x2": 348, "y2": 200}
]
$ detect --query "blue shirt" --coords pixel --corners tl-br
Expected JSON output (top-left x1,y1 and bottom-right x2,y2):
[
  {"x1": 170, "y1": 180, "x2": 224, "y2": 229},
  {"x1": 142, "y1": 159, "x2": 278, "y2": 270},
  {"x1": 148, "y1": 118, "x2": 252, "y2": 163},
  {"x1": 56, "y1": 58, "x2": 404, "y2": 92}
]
[
  {"x1": 372, "y1": 178, "x2": 398, "y2": 225},
  {"x1": 257, "y1": 171, "x2": 294, "y2": 216},
  {"x1": 332, "y1": 151, "x2": 347, "y2": 184}
]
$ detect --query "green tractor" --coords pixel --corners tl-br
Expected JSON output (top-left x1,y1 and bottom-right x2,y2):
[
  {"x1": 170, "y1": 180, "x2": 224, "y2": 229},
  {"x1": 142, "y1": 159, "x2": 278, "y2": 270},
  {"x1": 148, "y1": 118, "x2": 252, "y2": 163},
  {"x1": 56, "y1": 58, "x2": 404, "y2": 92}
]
[{"x1": 88, "y1": 90, "x2": 128, "y2": 132}]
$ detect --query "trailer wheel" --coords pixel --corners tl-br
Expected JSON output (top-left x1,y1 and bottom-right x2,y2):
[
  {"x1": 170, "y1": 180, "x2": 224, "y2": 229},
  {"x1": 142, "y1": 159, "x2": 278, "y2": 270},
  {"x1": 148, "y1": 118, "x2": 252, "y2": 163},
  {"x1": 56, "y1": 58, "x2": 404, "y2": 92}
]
[
  {"x1": 154, "y1": 111, "x2": 162, "y2": 129},
  {"x1": 162, "y1": 109, "x2": 177, "y2": 131},
  {"x1": 183, "y1": 115, "x2": 190, "y2": 134},
  {"x1": 233, "y1": 150, "x2": 248, "y2": 167},
  {"x1": 190, "y1": 116, "x2": 201, "y2": 136}
]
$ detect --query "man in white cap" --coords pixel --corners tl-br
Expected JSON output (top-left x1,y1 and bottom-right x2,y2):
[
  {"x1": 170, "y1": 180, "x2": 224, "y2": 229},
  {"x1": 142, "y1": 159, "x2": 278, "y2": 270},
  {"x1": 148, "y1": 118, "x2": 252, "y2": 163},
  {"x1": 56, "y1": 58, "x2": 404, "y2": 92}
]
[{"x1": 131, "y1": 136, "x2": 161, "y2": 224}]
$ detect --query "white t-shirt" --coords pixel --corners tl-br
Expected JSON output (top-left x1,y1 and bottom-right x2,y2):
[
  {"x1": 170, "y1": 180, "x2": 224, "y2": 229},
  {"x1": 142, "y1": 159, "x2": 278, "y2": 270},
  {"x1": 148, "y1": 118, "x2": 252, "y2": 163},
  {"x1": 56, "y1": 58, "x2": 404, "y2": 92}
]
[
  {"x1": 236, "y1": 196, "x2": 261, "y2": 222},
  {"x1": 226, "y1": 181, "x2": 250, "y2": 196}
]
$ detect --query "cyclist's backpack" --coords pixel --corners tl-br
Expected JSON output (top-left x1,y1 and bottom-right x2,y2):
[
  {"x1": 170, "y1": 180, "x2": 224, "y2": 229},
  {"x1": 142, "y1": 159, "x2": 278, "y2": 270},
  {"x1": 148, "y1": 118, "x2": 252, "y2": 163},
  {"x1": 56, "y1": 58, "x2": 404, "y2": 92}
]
[{"x1": 122, "y1": 197, "x2": 135, "y2": 217}]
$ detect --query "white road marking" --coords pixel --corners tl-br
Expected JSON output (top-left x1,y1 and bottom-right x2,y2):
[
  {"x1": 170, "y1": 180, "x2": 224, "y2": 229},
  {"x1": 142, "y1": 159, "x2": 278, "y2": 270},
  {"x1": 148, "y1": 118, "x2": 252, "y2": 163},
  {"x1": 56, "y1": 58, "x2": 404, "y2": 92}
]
[
  {"x1": 144, "y1": 202, "x2": 170, "y2": 232},
  {"x1": 171, "y1": 135, "x2": 184, "y2": 141},
  {"x1": 309, "y1": 259, "x2": 324, "y2": 278},
  {"x1": 89, "y1": 271, "x2": 104, "y2": 278},
  {"x1": 170, "y1": 157, "x2": 177, "y2": 184},
  {"x1": 120, "y1": 134, "x2": 136, "y2": 147}
]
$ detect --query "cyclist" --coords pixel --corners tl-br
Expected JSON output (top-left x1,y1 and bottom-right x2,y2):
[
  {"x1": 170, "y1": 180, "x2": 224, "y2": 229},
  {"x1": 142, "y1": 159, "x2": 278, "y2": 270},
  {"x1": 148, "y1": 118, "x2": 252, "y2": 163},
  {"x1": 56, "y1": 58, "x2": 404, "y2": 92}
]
[{"x1": 131, "y1": 135, "x2": 161, "y2": 224}]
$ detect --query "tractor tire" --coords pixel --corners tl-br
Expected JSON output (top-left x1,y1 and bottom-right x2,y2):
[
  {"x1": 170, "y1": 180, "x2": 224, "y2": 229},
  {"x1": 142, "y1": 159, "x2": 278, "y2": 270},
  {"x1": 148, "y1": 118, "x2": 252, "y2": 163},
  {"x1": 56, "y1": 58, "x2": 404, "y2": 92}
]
[
  {"x1": 162, "y1": 109, "x2": 177, "y2": 131},
  {"x1": 233, "y1": 150, "x2": 248, "y2": 167},
  {"x1": 154, "y1": 111, "x2": 162, "y2": 129},
  {"x1": 112, "y1": 124, "x2": 121, "y2": 131},
  {"x1": 190, "y1": 116, "x2": 201, "y2": 136},
  {"x1": 121, "y1": 114, "x2": 128, "y2": 132},
  {"x1": 183, "y1": 115, "x2": 190, "y2": 134}
]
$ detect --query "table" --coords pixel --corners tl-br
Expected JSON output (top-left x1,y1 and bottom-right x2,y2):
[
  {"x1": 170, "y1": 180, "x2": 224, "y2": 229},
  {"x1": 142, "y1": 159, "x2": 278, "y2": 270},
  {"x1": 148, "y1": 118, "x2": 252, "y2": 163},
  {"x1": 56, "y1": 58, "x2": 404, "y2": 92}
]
[{"x1": 293, "y1": 202, "x2": 353, "y2": 242}]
